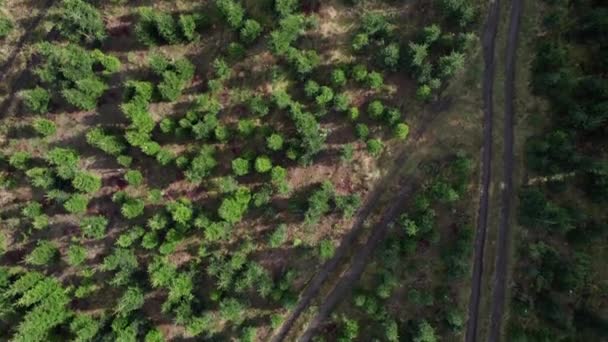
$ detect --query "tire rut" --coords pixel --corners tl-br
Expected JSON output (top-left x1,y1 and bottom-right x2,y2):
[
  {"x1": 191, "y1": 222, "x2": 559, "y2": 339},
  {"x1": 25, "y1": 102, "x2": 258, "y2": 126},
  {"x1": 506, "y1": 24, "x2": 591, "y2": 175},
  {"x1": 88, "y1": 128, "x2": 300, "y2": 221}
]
[
  {"x1": 465, "y1": 0, "x2": 501, "y2": 341},
  {"x1": 488, "y1": 0, "x2": 522, "y2": 340}
]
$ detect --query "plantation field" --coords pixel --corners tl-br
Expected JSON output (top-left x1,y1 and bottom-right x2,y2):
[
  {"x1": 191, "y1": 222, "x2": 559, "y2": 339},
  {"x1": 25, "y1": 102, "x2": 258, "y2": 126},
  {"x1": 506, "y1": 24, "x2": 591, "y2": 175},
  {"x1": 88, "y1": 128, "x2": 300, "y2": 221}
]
[{"x1": 0, "y1": 0, "x2": 483, "y2": 341}]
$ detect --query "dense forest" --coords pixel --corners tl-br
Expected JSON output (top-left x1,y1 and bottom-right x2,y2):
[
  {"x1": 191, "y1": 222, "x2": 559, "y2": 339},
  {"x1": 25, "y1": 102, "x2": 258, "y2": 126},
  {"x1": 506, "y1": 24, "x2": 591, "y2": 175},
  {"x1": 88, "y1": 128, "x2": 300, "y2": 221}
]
[{"x1": 509, "y1": 0, "x2": 608, "y2": 340}]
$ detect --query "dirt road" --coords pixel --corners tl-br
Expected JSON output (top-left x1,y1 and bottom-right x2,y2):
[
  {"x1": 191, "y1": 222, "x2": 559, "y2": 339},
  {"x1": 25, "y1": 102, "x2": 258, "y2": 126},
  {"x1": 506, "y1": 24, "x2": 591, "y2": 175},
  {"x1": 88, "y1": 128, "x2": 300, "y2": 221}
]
[
  {"x1": 488, "y1": 0, "x2": 522, "y2": 341},
  {"x1": 465, "y1": 0, "x2": 501, "y2": 341}
]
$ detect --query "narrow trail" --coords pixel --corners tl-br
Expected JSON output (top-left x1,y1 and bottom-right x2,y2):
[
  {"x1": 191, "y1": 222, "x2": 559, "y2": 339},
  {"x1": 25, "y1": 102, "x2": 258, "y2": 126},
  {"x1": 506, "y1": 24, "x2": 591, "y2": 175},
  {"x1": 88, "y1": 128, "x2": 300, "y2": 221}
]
[
  {"x1": 271, "y1": 101, "x2": 446, "y2": 342},
  {"x1": 489, "y1": 0, "x2": 522, "y2": 340},
  {"x1": 465, "y1": 0, "x2": 501, "y2": 341}
]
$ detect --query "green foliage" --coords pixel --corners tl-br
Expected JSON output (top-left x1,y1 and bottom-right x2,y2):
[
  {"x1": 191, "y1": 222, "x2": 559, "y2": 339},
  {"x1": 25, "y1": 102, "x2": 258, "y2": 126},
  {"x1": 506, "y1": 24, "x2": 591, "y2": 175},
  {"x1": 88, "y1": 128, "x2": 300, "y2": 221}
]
[
  {"x1": 34, "y1": 43, "x2": 117, "y2": 110},
  {"x1": 62, "y1": 77, "x2": 108, "y2": 110},
  {"x1": 249, "y1": 95, "x2": 269, "y2": 116},
  {"x1": 26, "y1": 241, "x2": 58, "y2": 266},
  {"x1": 254, "y1": 155, "x2": 273, "y2": 173},
  {"x1": 0, "y1": 13, "x2": 13, "y2": 38},
  {"x1": 394, "y1": 123, "x2": 410, "y2": 140},
  {"x1": 269, "y1": 224, "x2": 288, "y2": 248},
  {"x1": 219, "y1": 297, "x2": 246, "y2": 324},
  {"x1": 185, "y1": 146, "x2": 217, "y2": 183},
  {"x1": 9, "y1": 151, "x2": 30, "y2": 170},
  {"x1": 367, "y1": 100, "x2": 384, "y2": 119},
  {"x1": 267, "y1": 133, "x2": 284, "y2": 151},
  {"x1": 332, "y1": 69, "x2": 347, "y2": 87},
  {"x1": 315, "y1": 86, "x2": 334, "y2": 107},
  {"x1": 355, "y1": 123, "x2": 369, "y2": 139},
  {"x1": 414, "y1": 320, "x2": 437, "y2": 342},
  {"x1": 64, "y1": 194, "x2": 89, "y2": 214},
  {"x1": 22, "y1": 87, "x2": 50, "y2": 114},
  {"x1": 124, "y1": 170, "x2": 144, "y2": 187},
  {"x1": 439, "y1": 0, "x2": 476, "y2": 27},
  {"x1": 179, "y1": 14, "x2": 199, "y2": 42},
  {"x1": 70, "y1": 314, "x2": 102, "y2": 342},
  {"x1": 216, "y1": 0, "x2": 245, "y2": 29},
  {"x1": 366, "y1": 139, "x2": 384, "y2": 157},
  {"x1": 367, "y1": 71, "x2": 384, "y2": 89},
  {"x1": 135, "y1": 8, "x2": 195, "y2": 45},
  {"x1": 439, "y1": 51, "x2": 466, "y2": 78},
  {"x1": 121, "y1": 198, "x2": 146, "y2": 219},
  {"x1": 338, "y1": 316, "x2": 359, "y2": 341},
  {"x1": 167, "y1": 199, "x2": 193, "y2": 225},
  {"x1": 305, "y1": 181, "x2": 334, "y2": 225},
  {"x1": 56, "y1": 0, "x2": 106, "y2": 43},
  {"x1": 32, "y1": 118, "x2": 56, "y2": 137},
  {"x1": 240, "y1": 19, "x2": 262, "y2": 44},
  {"x1": 218, "y1": 187, "x2": 251, "y2": 224},
  {"x1": 237, "y1": 119, "x2": 256, "y2": 137},
  {"x1": 145, "y1": 328, "x2": 165, "y2": 342},
  {"x1": 271, "y1": 165, "x2": 290, "y2": 194},
  {"x1": 116, "y1": 287, "x2": 145, "y2": 316},
  {"x1": 341, "y1": 144, "x2": 355, "y2": 163},
  {"x1": 86, "y1": 128, "x2": 126, "y2": 156},
  {"x1": 275, "y1": 0, "x2": 299, "y2": 16},
  {"x1": 335, "y1": 194, "x2": 361, "y2": 218},
  {"x1": 67, "y1": 244, "x2": 87, "y2": 266},
  {"x1": 80, "y1": 215, "x2": 108, "y2": 239},
  {"x1": 232, "y1": 157, "x2": 250, "y2": 176},
  {"x1": 352, "y1": 33, "x2": 369, "y2": 52},
  {"x1": 334, "y1": 93, "x2": 350, "y2": 112},
  {"x1": 47, "y1": 147, "x2": 80, "y2": 179},
  {"x1": 72, "y1": 171, "x2": 101, "y2": 194},
  {"x1": 381, "y1": 43, "x2": 400, "y2": 70},
  {"x1": 318, "y1": 239, "x2": 335, "y2": 261}
]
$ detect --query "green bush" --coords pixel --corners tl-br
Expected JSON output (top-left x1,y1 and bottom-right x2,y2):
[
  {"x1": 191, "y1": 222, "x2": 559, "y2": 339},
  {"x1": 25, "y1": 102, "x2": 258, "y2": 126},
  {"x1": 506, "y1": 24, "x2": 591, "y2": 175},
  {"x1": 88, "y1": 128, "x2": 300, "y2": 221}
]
[
  {"x1": 271, "y1": 166, "x2": 290, "y2": 194},
  {"x1": 381, "y1": 43, "x2": 400, "y2": 70},
  {"x1": 240, "y1": 19, "x2": 262, "y2": 44},
  {"x1": 355, "y1": 123, "x2": 369, "y2": 139},
  {"x1": 232, "y1": 158, "x2": 250, "y2": 176},
  {"x1": 267, "y1": 133, "x2": 284, "y2": 151},
  {"x1": 62, "y1": 77, "x2": 108, "y2": 110},
  {"x1": 352, "y1": 64, "x2": 368, "y2": 82},
  {"x1": 319, "y1": 239, "x2": 335, "y2": 261},
  {"x1": 366, "y1": 138, "x2": 384, "y2": 157},
  {"x1": 26, "y1": 241, "x2": 58, "y2": 266},
  {"x1": 304, "y1": 80, "x2": 320, "y2": 97},
  {"x1": 367, "y1": 100, "x2": 384, "y2": 119},
  {"x1": 332, "y1": 69, "x2": 347, "y2": 87},
  {"x1": 66, "y1": 244, "x2": 87, "y2": 266},
  {"x1": 394, "y1": 123, "x2": 410, "y2": 140},
  {"x1": 124, "y1": 170, "x2": 144, "y2": 187},
  {"x1": 269, "y1": 224, "x2": 288, "y2": 248},
  {"x1": 72, "y1": 172, "x2": 102, "y2": 194},
  {"x1": 275, "y1": 0, "x2": 299, "y2": 16},
  {"x1": 315, "y1": 86, "x2": 334, "y2": 107},
  {"x1": 218, "y1": 187, "x2": 251, "y2": 224},
  {"x1": 64, "y1": 194, "x2": 89, "y2": 214},
  {"x1": 57, "y1": 0, "x2": 106, "y2": 43},
  {"x1": 121, "y1": 198, "x2": 145, "y2": 219},
  {"x1": 367, "y1": 71, "x2": 384, "y2": 89},
  {"x1": 179, "y1": 14, "x2": 199, "y2": 41},
  {"x1": 216, "y1": 0, "x2": 245, "y2": 29},
  {"x1": 167, "y1": 199, "x2": 193, "y2": 225},
  {"x1": 305, "y1": 181, "x2": 334, "y2": 225},
  {"x1": 254, "y1": 155, "x2": 273, "y2": 173},
  {"x1": 0, "y1": 14, "x2": 13, "y2": 38},
  {"x1": 22, "y1": 87, "x2": 50, "y2": 114},
  {"x1": 80, "y1": 215, "x2": 108, "y2": 239},
  {"x1": 10, "y1": 151, "x2": 30, "y2": 170},
  {"x1": 33, "y1": 118, "x2": 57, "y2": 137}
]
